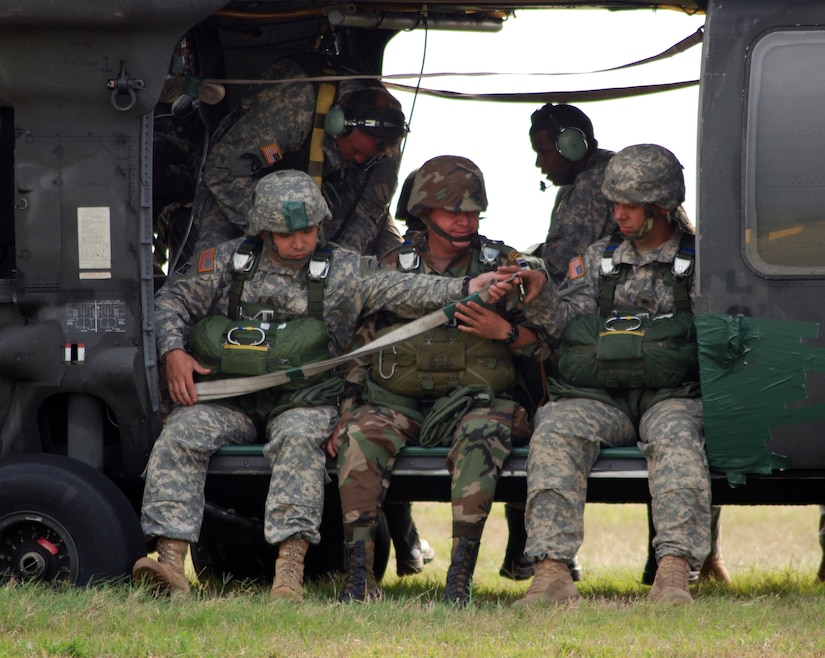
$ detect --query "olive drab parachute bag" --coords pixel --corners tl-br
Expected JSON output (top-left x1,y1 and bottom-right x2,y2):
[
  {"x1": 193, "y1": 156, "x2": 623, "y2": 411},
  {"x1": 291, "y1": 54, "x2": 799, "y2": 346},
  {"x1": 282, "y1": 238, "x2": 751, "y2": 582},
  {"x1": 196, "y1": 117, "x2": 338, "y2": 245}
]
[
  {"x1": 371, "y1": 324, "x2": 516, "y2": 397},
  {"x1": 188, "y1": 315, "x2": 331, "y2": 392},
  {"x1": 557, "y1": 311, "x2": 698, "y2": 390}
]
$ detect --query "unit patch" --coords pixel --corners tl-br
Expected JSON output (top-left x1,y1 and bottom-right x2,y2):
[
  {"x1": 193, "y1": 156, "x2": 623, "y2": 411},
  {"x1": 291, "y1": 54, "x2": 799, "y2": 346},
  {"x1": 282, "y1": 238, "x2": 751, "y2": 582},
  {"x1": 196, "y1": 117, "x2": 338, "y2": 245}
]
[{"x1": 198, "y1": 248, "x2": 216, "y2": 273}]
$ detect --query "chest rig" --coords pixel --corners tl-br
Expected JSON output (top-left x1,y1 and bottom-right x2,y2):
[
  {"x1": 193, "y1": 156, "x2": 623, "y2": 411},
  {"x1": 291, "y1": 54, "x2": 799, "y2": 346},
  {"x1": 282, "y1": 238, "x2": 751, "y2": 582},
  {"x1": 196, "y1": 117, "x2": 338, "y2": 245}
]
[
  {"x1": 371, "y1": 238, "x2": 517, "y2": 398},
  {"x1": 557, "y1": 232, "x2": 698, "y2": 391},
  {"x1": 187, "y1": 238, "x2": 333, "y2": 389}
]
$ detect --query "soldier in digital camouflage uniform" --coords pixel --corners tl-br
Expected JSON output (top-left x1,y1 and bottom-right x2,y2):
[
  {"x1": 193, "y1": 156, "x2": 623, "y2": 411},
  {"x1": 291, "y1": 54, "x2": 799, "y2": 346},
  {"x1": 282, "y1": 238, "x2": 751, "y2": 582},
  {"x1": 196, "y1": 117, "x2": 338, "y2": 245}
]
[
  {"x1": 193, "y1": 55, "x2": 407, "y2": 257},
  {"x1": 530, "y1": 103, "x2": 727, "y2": 587},
  {"x1": 496, "y1": 103, "x2": 619, "y2": 583},
  {"x1": 132, "y1": 169, "x2": 508, "y2": 601},
  {"x1": 325, "y1": 155, "x2": 552, "y2": 606},
  {"x1": 513, "y1": 144, "x2": 712, "y2": 606},
  {"x1": 529, "y1": 103, "x2": 617, "y2": 285}
]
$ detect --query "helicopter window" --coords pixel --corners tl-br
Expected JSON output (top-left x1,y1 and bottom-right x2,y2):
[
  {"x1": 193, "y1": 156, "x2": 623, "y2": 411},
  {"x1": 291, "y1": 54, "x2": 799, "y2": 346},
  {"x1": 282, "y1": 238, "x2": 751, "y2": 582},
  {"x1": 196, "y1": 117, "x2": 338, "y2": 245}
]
[{"x1": 744, "y1": 29, "x2": 825, "y2": 275}]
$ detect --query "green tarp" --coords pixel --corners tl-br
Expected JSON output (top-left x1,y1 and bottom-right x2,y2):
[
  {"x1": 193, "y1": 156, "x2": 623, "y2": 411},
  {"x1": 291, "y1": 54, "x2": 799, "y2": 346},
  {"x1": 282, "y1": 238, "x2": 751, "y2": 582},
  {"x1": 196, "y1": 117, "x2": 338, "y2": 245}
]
[{"x1": 696, "y1": 314, "x2": 825, "y2": 485}]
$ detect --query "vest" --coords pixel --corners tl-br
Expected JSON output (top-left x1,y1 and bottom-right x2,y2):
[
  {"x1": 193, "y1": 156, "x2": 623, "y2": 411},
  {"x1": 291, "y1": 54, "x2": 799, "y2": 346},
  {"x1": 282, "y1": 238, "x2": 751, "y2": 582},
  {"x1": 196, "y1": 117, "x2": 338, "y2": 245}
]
[{"x1": 370, "y1": 239, "x2": 517, "y2": 399}]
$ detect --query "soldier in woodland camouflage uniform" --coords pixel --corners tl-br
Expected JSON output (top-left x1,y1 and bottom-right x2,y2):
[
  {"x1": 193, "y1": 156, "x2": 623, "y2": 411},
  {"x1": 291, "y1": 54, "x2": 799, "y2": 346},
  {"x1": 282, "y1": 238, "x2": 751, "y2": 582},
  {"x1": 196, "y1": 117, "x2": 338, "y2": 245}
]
[
  {"x1": 133, "y1": 170, "x2": 508, "y2": 601},
  {"x1": 325, "y1": 156, "x2": 551, "y2": 606},
  {"x1": 513, "y1": 144, "x2": 711, "y2": 606},
  {"x1": 193, "y1": 56, "x2": 407, "y2": 257}
]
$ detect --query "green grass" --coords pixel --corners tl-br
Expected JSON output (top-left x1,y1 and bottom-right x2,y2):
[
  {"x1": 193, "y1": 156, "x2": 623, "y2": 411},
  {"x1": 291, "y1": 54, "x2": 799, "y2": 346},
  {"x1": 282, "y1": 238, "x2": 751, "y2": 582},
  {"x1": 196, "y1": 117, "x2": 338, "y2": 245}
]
[{"x1": 2, "y1": 504, "x2": 824, "y2": 657}]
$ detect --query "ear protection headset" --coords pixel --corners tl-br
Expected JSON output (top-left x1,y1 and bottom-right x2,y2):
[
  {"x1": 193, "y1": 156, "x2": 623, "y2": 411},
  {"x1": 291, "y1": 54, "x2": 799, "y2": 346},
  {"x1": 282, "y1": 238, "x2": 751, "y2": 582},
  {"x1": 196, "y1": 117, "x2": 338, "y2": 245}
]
[
  {"x1": 546, "y1": 111, "x2": 589, "y2": 163},
  {"x1": 324, "y1": 105, "x2": 407, "y2": 138}
]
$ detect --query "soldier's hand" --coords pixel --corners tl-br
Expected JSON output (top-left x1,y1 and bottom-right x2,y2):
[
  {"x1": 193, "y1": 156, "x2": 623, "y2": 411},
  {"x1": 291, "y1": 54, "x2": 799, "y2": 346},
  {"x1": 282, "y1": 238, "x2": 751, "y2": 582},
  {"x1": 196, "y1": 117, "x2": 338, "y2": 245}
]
[
  {"x1": 498, "y1": 266, "x2": 547, "y2": 304},
  {"x1": 454, "y1": 300, "x2": 511, "y2": 340},
  {"x1": 324, "y1": 423, "x2": 346, "y2": 458},
  {"x1": 468, "y1": 270, "x2": 515, "y2": 302},
  {"x1": 165, "y1": 348, "x2": 211, "y2": 406}
]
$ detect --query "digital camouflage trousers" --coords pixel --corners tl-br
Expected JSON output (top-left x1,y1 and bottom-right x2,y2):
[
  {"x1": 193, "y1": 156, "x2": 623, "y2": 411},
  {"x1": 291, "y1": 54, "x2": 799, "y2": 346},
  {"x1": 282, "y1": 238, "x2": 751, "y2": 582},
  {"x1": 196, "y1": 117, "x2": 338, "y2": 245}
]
[
  {"x1": 140, "y1": 402, "x2": 337, "y2": 546},
  {"x1": 525, "y1": 396, "x2": 711, "y2": 569}
]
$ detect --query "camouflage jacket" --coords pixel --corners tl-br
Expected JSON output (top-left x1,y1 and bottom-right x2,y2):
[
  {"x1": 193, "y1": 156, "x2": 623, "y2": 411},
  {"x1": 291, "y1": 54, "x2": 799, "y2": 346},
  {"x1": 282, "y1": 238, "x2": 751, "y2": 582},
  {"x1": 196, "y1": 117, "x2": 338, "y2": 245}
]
[
  {"x1": 540, "y1": 149, "x2": 618, "y2": 286},
  {"x1": 155, "y1": 239, "x2": 465, "y2": 362},
  {"x1": 198, "y1": 57, "x2": 403, "y2": 257},
  {"x1": 526, "y1": 228, "x2": 696, "y2": 342}
]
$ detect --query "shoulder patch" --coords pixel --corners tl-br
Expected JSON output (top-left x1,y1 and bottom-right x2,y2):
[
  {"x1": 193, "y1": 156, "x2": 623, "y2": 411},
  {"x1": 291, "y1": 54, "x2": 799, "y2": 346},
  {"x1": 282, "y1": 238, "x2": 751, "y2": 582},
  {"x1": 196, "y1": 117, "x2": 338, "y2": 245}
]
[
  {"x1": 372, "y1": 180, "x2": 392, "y2": 203},
  {"x1": 506, "y1": 249, "x2": 530, "y2": 268},
  {"x1": 568, "y1": 255, "x2": 585, "y2": 280},
  {"x1": 359, "y1": 255, "x2": 379, "y2": 276},
  {"x1": 260, "y1": 142, "x2": 283, "y2": 167},
  {"x1": 198, "y1": 248, "x2": 216, "y2": 273}
]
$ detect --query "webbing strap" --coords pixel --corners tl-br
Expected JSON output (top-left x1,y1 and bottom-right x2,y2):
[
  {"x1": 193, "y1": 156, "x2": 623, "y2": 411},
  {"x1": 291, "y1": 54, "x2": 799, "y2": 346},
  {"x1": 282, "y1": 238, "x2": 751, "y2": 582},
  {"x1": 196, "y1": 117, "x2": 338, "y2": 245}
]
[
  {"x1": 227, "y1": 237, "x2": 263, "y2": 321},
  {"x1": 668, "y1": 233, "x2": 695, "y2": 314},
  {"x1": 194, "y1": 276, "x2": 518, "y2": 401},
  {"x1": 308, "y1": 79, "x2": 337, "y2": 188},
  {"x1": 598, "y1": 235, "x2": 624, "y2": 319}
]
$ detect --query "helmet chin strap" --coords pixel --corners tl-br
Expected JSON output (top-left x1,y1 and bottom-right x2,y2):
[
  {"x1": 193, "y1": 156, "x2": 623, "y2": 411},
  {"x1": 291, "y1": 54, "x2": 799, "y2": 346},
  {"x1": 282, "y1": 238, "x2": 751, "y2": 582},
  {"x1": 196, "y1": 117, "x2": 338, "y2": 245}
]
[
  {"x1": 421, "y1": 216, "x2": 478, "y2": 244},
  {"x1": 623, "y1": 205, "x2": 659, "y2": 242}
]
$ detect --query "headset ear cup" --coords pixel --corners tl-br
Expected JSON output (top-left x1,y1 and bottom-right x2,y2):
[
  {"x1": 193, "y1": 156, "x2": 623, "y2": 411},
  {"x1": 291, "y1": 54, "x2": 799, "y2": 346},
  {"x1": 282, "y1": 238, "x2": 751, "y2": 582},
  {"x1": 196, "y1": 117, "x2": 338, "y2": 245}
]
[
  {"x1": 556, "y1": 127, "x2": 588, "y2": 163},
  {"x1": 324, "y1": 106, "x2": 349, "y2": 137}
]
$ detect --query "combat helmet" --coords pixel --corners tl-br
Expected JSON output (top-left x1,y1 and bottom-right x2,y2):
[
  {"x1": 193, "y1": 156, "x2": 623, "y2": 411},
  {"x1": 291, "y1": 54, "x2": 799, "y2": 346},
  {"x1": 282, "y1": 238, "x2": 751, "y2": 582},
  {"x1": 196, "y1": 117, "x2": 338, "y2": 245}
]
[
  {"x1": 395, "y1": 168, "x2": 426, "y2": 233},
  {"x1": 601, "y1": 144, "x2": 685, "y2": 211},
  {"x1": 247, "y1": 170, "x2": 331, "y2": 236},
  {"x1": 407, "y1": 155, "x2": 487, "y2": 219}
]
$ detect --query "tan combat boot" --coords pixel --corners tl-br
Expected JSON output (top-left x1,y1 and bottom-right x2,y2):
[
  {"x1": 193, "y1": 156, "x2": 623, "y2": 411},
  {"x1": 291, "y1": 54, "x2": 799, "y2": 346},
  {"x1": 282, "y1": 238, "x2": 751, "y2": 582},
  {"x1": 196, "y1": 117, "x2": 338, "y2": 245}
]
[
  {"x1": 271, "y1": 536, "x2": 309, "y2": 602},
  {"x1": 649, "y1": 555, "x2": 693, "y2": 604},
  {"x1": 512, "y1": 559, "x2": 581, "y2": 607},
  {"x1": 132, "y1": 538, "x2": 190, "y2": 594},
  {"x1": 699, "y1": 552, "x2": 731, "y2": 583}
]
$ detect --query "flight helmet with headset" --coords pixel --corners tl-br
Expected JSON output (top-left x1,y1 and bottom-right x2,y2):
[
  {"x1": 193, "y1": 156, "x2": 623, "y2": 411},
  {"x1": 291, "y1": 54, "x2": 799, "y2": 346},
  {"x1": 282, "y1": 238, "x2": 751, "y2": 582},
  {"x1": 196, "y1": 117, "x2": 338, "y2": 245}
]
[{"x1": 323, "y1": 86, "x2": 408, "y2": 144}]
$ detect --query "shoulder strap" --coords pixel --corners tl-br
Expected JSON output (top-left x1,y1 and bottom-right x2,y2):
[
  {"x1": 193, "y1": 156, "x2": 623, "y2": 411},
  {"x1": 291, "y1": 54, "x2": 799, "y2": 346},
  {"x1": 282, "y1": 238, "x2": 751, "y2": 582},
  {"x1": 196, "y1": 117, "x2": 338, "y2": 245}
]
[
  {"x1": 598, "y1": 234, "x2": 624, "y2": 318},
  {"x1": 304, "y1": 246, "x2": 335, "y2": 321},
  {"x1": 397, "y1": 241, "x2": 421, "y2": 273},
  {"x1": 227, "y1": 237, "x2": 263, "y2": 321},
  {"x1": 664, "y1": 232, "x2": 695, "y2": 314}
]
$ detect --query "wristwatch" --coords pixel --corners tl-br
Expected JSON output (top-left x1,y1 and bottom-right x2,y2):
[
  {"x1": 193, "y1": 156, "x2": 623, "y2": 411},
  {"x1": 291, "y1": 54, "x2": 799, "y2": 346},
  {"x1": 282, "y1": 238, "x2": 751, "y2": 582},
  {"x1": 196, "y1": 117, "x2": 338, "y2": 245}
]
[{"x1": 502, "y1": 323, "x2": 520, "y2": 345}]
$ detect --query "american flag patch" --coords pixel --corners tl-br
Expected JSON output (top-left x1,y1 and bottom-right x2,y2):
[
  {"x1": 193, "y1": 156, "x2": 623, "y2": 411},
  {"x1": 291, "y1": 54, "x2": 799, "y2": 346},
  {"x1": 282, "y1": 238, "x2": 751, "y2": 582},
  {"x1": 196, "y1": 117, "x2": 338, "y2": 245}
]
[
  {"x1": 260, "y1": 142, "x2": 283, "y2": 166},
  {"x1": 198, "y1": 248, "x2": 216, "y2": 273},
  {"x1": 568, "y1": 255, "x2": 585, "y2": 280}
]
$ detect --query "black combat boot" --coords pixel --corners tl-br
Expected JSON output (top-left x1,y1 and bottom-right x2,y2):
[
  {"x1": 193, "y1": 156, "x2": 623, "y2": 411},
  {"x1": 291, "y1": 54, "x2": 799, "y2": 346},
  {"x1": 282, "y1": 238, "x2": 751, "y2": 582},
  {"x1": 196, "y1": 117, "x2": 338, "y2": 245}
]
[
  {"x1": 339, "y1": 535, "x2": 381, "y2": 603},
  {"x1": 499, "y1": 503, "x2": 533, "y2": 581},
  {"x1": 443, "y1": 537, "x2": 481, "y2": 607}
]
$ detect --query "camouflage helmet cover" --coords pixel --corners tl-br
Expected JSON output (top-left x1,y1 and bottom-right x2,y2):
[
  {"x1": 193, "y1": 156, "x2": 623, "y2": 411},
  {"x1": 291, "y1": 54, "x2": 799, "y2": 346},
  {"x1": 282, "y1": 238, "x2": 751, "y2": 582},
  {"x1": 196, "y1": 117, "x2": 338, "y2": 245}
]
[
  {"x1": 601, "y1": 144, "x2": 686, "y2": 211},
  {"x1": 407, "y1": 155, "x2": 488, "y2": 218},
  {"x1": 247, "y1": 170, "x2": 331, "y2": 235}
]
